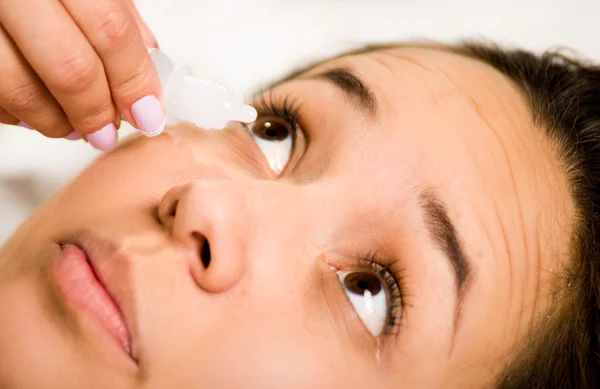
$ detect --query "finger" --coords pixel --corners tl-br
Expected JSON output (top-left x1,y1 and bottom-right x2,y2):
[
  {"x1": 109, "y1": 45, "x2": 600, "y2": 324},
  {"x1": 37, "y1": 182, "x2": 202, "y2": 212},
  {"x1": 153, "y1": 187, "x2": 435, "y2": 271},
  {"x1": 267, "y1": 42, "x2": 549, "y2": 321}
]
[
  {"x1": 0, "y1": 0, "x2": 119, "y2": 148},
  {"x1": 125, "y1": 0, "x2": 159, "y2": 48},
  {"x1": 0, "y1": 24, "x2": 73, "y2": 138},
  {"x1": 62, "y1": 0, "x2": 165, "y2": 136}
]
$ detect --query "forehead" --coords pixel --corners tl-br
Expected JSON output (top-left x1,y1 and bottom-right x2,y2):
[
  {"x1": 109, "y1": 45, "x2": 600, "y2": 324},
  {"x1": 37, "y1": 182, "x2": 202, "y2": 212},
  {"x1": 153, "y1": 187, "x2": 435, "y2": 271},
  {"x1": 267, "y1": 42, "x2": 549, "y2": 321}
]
[
  {"x1": 347, "y1": 47, "x2": 569, "y2": 226},
  {"x1": 302, "y1": 46, "x2": 532, "y2": 126},
  {"x1": 309, "y1": 47, "x2": 563, "y2": 173}
]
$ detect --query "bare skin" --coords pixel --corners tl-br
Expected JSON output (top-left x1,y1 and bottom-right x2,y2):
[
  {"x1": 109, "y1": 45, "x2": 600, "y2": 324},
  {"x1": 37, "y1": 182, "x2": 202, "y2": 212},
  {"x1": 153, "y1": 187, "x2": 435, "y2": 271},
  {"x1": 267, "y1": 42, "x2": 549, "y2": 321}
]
[{"x1": 0, "y1": 47, "x2": 574, "y2": 388}]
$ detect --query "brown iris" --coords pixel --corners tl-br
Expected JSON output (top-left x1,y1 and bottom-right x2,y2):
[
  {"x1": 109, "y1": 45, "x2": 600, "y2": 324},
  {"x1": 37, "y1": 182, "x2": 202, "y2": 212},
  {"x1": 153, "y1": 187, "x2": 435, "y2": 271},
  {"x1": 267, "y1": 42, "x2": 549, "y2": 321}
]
[
  {"x1": 344, "y1": 272, "x2": 382, "y2": 295},
  {"x1": 251, "y1": 118, "x2": 290, "y2": 141}
]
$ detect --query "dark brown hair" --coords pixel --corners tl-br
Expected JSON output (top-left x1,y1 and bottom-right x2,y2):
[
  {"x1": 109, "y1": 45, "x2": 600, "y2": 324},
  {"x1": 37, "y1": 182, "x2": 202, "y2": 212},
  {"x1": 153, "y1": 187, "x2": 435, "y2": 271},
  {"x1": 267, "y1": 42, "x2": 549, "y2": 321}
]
[{"x1": 447, "y1": 42, "x2": 600, "y2": 389}]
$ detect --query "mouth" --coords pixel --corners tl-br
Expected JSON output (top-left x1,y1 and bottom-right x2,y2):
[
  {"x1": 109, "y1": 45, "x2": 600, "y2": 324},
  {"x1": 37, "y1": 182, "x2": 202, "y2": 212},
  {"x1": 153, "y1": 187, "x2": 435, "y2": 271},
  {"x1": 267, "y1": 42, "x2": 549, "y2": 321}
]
[{"x1": 51, "y1": 238, "x2": 136, "y2": 361}]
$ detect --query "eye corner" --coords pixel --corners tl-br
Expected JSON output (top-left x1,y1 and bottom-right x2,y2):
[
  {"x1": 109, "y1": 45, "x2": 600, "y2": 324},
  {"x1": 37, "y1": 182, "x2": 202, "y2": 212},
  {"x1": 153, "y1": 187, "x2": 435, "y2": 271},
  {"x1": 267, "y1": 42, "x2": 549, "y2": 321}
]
[{"x1": 325, "y1": 261, "x2": 341, "y2": 272}]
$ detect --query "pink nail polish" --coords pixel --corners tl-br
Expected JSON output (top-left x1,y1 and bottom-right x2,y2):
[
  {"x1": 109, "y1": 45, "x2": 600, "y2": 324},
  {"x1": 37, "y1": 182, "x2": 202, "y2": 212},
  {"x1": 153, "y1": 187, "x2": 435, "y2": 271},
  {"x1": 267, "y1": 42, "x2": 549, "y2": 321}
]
[
  {"x1": 131, "y1": 95, "x2": 165, "y2": 137},
  {"x1": 18, "y1": 121, "x2": 34, "y2": 130},
  {"x1": 86, "y1": 123, "x2": 118, "y2": 151},
  {"x1": 64, "y1": 130, "x2": 81, "y2": 141}
]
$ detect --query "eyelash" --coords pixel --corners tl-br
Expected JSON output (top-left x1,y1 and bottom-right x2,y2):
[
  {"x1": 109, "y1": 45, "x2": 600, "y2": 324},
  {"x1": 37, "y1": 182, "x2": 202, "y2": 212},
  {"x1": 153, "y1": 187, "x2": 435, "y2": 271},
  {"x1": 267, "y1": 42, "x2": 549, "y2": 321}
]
[
  {"x1": 351, "y1": 251, "x2": 407, "y2": 337},
  {"x1": 254, "y1": 92, "x2": 303, "y2": 154}
]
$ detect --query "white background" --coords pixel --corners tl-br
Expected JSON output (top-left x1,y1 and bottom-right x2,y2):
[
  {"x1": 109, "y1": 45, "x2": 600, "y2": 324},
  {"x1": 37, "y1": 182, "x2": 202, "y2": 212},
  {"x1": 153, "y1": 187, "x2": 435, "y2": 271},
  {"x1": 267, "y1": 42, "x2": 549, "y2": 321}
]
[{"x1": 1, "y1": 0, "x2": 599, "y2": 243}]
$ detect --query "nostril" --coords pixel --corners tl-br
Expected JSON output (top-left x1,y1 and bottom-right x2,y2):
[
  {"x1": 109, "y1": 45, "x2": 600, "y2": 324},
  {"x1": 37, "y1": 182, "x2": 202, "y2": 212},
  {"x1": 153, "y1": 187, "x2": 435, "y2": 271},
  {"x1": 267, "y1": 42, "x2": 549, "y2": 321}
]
[
  {"x1": 201, "y1": 240, "x2": 211, "y2": 268},
  {"x1": 192, "y1": 232, "x2": 211, "y2": 268},
  {"x1": 168, "y1": 200, "x2": 178, "y2": 217}
]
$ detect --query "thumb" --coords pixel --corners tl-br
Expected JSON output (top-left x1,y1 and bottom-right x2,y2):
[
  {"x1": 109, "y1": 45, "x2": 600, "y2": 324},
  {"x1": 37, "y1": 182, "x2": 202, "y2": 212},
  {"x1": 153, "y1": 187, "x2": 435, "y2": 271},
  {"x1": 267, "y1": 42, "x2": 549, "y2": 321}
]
[{"x1": 125, "y1": 0, "x2": 159, "y2": 48}]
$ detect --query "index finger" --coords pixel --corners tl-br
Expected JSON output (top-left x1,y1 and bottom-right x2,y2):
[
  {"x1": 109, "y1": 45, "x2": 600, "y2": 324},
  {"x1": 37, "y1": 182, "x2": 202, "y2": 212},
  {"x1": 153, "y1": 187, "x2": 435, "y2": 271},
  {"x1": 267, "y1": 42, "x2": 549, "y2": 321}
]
[{"x1": 62, "y1": 0, "x2": 165, "y2": 136}]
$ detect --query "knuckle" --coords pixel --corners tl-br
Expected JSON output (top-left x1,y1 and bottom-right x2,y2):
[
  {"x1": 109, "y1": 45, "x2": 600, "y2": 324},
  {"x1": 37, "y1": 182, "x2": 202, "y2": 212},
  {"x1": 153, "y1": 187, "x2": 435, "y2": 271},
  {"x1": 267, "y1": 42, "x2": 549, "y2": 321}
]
[
  {"x1": 4, "y1": 81, "x2": 43, "y2": 113},
  {"x1": 94, "y1": 9, "x2": 133, "y2": 48},
  {"x1": 73, "y1": 103, "x2": 114, "y2": 132},
  {"x1": 113, "y1": 65, "x2": 153, "y2": 100},
  {"x1": 53, "y1": 55, "x2": 100, "y2": 93}
]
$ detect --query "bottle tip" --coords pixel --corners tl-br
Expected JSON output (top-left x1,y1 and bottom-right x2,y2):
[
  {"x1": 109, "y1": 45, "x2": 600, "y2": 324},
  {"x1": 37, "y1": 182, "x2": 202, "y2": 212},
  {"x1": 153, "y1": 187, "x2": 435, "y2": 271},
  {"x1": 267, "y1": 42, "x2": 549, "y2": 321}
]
[{"x1": 237, "y1": 105, "x2": 257, "y2": 124}]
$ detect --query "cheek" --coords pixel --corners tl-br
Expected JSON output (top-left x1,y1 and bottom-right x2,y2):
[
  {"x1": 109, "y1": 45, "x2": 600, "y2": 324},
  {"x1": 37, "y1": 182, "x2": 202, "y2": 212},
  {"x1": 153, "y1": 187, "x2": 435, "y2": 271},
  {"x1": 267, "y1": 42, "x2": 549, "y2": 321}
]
[
  {"x1": 141, "y1": 309, "x2": 358, "y2": 389},
  {"x1": 127, "y1": 247, "x2": 361, "y2": 388},
  {"x1": 135, "y1": 282, "x2": 337, "y2": 388}
]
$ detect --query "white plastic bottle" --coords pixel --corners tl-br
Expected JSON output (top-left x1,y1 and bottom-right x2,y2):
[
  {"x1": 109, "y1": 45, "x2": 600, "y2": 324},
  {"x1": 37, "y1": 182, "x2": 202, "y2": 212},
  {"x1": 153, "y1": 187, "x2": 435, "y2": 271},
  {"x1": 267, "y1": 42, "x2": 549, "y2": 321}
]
[{"x1": 146, "y1": 49, "x2": 257, "y2": 135}]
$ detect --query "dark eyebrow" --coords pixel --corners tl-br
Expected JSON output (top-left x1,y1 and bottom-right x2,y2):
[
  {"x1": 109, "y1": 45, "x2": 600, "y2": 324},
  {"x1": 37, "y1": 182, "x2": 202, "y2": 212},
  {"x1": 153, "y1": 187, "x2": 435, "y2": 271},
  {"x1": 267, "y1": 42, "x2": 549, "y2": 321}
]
[
  {"x1": 419, "y1": 190, "x2": 473, "y2": 341},
  {"x1": 261, "y1": 67, "x2": 378, "y2": 120},
  {"x1": 312, "y1": 68, "x2": 378, "y2": 118}
]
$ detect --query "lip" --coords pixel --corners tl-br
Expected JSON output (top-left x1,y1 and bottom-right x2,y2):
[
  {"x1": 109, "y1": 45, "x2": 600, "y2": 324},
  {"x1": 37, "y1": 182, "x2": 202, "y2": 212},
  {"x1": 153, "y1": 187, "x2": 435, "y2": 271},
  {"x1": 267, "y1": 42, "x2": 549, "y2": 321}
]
[{"x1": 51, "y1": 233, "x2": 138, "y2": 361}]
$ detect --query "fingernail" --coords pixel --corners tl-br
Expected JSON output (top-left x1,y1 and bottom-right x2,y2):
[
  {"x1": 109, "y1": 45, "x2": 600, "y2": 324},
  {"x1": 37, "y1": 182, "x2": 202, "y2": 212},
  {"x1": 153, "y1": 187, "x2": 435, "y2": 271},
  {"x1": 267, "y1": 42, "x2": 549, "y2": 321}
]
[
  {"x1": 131, "y1": 95, "x2": 165, "y2": 137},
  {"x1": 85, "y1": 123, "x2": 118, "y2": 151},
  {"x1": 18, "y1": 121, "x2": 34, "y2": 130},
  {"x1": 64, "y1": 130, "x2": 81, "y2": 141}
]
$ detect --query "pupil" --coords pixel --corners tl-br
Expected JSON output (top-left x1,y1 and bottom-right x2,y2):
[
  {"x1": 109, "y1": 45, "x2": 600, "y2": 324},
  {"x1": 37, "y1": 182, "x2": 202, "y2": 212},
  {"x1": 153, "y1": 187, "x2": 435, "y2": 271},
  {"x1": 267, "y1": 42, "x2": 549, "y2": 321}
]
[
  {"x1": 265, "y1": 128, "x2": 278, "y2": 138},
  {"x1": 357, "y1": 280, "x2": 369, "y2": 291}
]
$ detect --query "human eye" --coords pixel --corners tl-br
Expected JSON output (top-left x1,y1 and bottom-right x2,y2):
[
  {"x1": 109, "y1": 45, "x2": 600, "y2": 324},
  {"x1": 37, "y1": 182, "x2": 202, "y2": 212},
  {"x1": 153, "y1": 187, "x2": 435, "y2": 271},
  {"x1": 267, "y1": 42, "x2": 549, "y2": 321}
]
[
  {"x1": 245, "y1": 94, "x2": 304, "y2": 174},
  {"x1": 333, "y1": 253, "x2": 405, "y2": 338}
]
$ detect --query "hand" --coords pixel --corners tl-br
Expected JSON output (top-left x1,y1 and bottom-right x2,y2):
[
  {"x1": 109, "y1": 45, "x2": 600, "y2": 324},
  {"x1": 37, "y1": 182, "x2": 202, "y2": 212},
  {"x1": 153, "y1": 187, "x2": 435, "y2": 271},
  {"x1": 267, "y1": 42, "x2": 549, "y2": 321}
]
[{"x1": 0, "y1": 0, "x2": 165, "y2": 150}]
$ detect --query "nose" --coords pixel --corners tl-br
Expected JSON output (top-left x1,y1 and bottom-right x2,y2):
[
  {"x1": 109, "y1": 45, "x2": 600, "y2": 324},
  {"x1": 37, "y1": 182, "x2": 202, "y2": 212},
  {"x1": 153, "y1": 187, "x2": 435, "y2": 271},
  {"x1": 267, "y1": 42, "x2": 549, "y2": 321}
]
[{"x1": 157, "y1": 180, "x2": 247, "y2": 293}]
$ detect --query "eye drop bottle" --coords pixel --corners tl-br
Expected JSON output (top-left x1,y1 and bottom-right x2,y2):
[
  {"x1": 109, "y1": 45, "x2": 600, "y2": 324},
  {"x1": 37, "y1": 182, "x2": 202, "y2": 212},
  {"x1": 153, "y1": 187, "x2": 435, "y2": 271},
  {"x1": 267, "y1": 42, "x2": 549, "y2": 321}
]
[{"x1": 144, "y1": 48, "x2": 257, "y2": 135}]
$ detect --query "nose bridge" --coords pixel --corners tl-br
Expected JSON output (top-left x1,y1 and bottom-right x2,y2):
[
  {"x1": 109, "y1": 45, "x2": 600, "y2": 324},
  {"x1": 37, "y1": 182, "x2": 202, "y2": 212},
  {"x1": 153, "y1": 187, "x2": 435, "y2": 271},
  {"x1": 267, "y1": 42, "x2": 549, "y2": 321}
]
[
  {"x1": 174, "y1": 179, "x2": 311, "y2": 238},
  {"x1": 174, "y1": 179, "x2": 247, "y2": 242}
]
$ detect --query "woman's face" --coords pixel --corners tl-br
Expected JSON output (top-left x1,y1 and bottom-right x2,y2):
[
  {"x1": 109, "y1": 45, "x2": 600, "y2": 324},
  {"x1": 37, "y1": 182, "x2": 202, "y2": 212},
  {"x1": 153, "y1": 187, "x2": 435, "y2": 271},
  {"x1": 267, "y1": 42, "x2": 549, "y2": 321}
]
[{"x1": 0, "y1": 47, "x2": 573, "y2": 388}]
